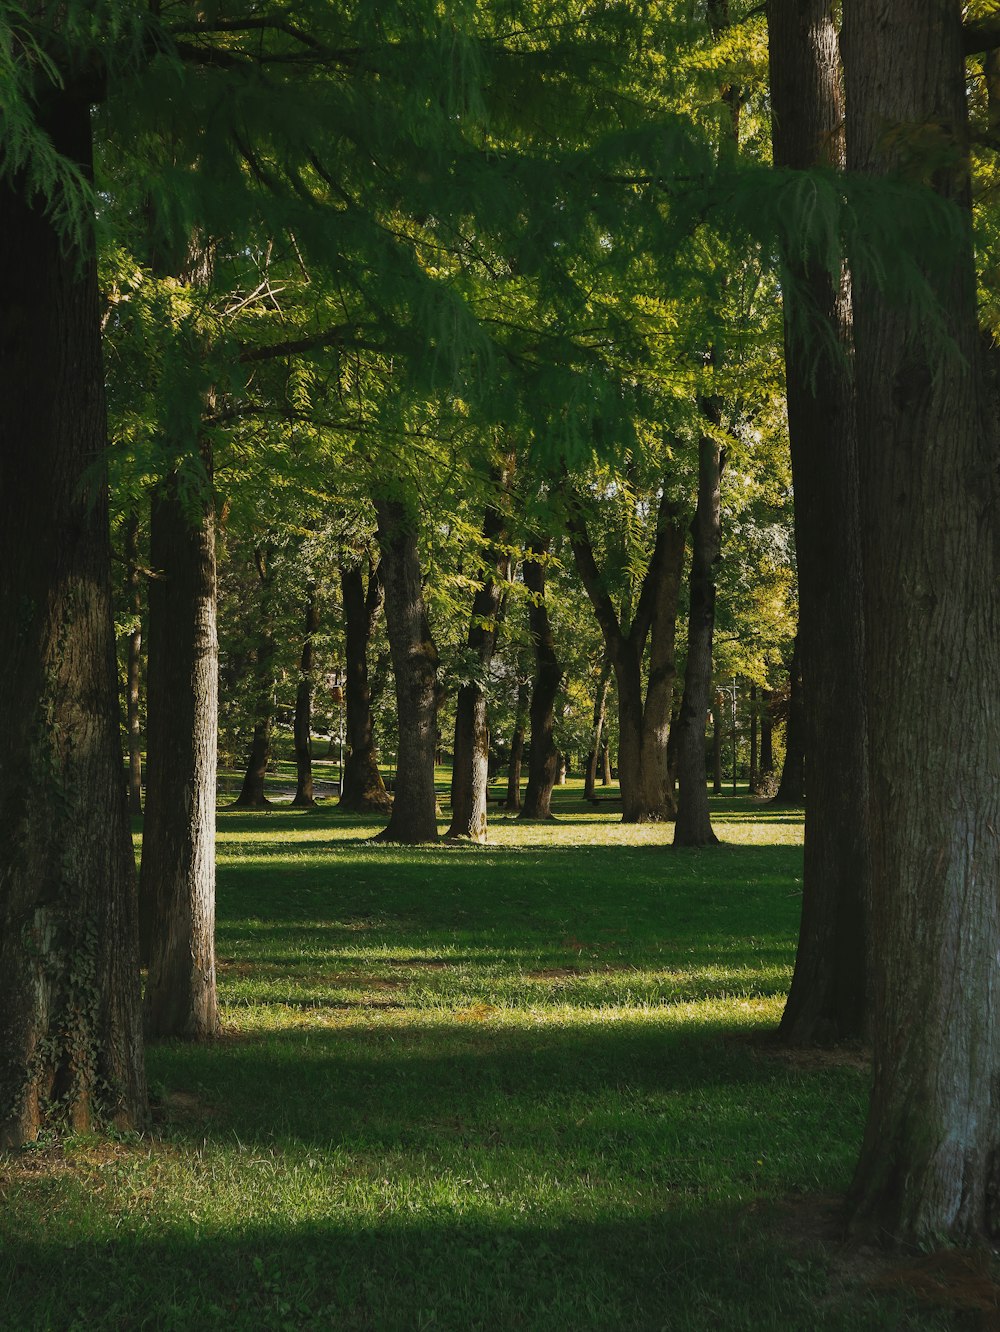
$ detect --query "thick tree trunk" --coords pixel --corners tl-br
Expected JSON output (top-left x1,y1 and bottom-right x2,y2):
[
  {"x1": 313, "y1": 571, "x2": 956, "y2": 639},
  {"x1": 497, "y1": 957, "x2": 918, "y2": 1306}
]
[
  {"x1": 123, "y1": 512, "x2": 144, "y2": 816},
  {"x1": 232, "y1": 550, "x2": 275, "y2": 810},
  {"x1": 0, "y1": 89, "x2": 147, "y2": 1144},
  {"x1": 585, "y1": 658, "x2": 613, "y2": 802},
  {"x1": 447, "y1": 492, "x2": 509, "y2": 842},
  {"x1": 503, "y1": 680, "x2": 528, "y2": 810},
  {"x1": 768, "y1": 0, "x2": 870, "y2": 1045},
  {"x1": 674, "y1": 434, "x2": 724, "y2": 847},
  {"x1": 568, "y1": 489, "x2": 686, "y2": 822},
  {"x1": 842, "y1": 0, "x2": 1000, "y2": 1244},
  {"x1": 140, "y1": 462, "x2": 219, "y2": 1041},
  {"x1": 291, "y1": 587, "x2": 320, "y2": 807},
  {"x1": 771, "y1": 637, "x2": 805, "y2": 805},
  {"x1": 374, "y1": 498, "x2": 439, "y2": 842},
  {"x1": 519, "y1": 541, "x2": 561, "y2": 821},
  {"x1": 339, "y1": 560, "x2": 392, "y2": 813}
]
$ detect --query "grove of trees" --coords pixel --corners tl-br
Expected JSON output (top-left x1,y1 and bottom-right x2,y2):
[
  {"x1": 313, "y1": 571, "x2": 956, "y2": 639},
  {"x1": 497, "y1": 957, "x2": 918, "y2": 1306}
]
[{"x1": 2, "y1": 0, "x2": 999, "y2": 1250}]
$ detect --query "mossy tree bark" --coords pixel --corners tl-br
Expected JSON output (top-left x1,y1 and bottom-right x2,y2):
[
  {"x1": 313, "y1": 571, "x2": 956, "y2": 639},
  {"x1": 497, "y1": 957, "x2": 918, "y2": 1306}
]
[
  {"x1": 0, "y1": 86, "x2": 147, "y2": 1144},
  {"x1": 843, "y1": 0, "x2": 1000, "y2": 1243},
  {"x1": 374, "y1": 498, "x2": 440, "y2": 843},
  {"x1": 339, "y1": 559, "x2": 392, "y2": 813}
]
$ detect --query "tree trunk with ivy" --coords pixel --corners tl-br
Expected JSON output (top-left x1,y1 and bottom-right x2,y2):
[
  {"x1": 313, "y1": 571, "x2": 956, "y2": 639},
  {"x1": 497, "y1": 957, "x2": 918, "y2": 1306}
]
[{"x1": 0, "y1": 86, "x2": 147, "y2": 1144}]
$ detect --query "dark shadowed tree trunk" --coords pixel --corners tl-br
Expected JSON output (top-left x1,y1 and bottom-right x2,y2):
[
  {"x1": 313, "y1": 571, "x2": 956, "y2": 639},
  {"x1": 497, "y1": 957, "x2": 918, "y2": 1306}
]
[
  {"x1": 339, "y1": 559, "x2": 392, "y2": 813},
  {"x1": 140, "y1": 455, "x2": 219, "y2": 1041},
  {"x1": 123, "y1": 512, "x2": 144, "y2": 816},
  {"x1": 0, "y1": 87, "x2": 147, "y2": 1144},
  {"x1": 768, "y1": 0, "x2": 870, "y2": 1045},
  {"x1": 291, "y1": 586, "x2": 320, "y2": 807},
  {"x1": 447, "y1": 487, "x2": 510, "y2": 841},
  {"x1": 842, "y1": 0, "x2": 1000, "y2": 1244},
  {"x1": 232, "y1": 547, "x2": 276, "y2": 809},
  {"x1": 519, "y1": 541, "x2": 561, "y2": 820},
  {"x1": 374, "y1": 498, "x2": 439, "y2": 842},
  {"x1": 771, "y1": 637, "x2": 805, "y2": 805},
  {"x1": 585, "y1": 656, "x2": 613, "y2": 802},
  {"x1": 674, "y1": 433, "x2": 724, "y2": 847},
  {"x1": 568, "y1": 489, "x2": 687, "y2": 822},
  {"x1": 503, "y1": 679, "x2": 529, "y2": 811}
]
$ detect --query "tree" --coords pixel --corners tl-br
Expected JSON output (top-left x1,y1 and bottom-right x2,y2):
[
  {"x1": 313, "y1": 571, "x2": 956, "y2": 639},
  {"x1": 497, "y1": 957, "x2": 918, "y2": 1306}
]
[
  {"x1": 842, "y1": 0, "x2": 1000, "y2": 1243},
  {"x1": 519, "y1": 539, "x2": 562, "y2": 821},
  {"x1": 0, "y1": 64, "x2": 147, "y2": 1143},
  {"x1": 767, "y1": 0, "x2": 869, "y2": 1046},
  {"x1": 339, "y1": 555, "x2": 393, "y2": 814}
]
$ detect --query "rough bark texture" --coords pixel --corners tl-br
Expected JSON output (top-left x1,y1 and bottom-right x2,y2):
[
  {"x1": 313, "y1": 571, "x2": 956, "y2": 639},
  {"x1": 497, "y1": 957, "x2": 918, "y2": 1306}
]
[
  {"x1": 519, "y1": 542, "x2": 561, "y2": 821},
  {"x1": 339, "y1": 561, "x2": 392, "y2": 813},
  {"x1": 771, "y1": 637, "x2": 806, "y2": 805},
  {"x1": 123, "y1": 512, "x2": 144, "y2": 816},
  {"x1": 0, "y1": 88, "x2": 147, "y2": 1144},
  {"x1": 232, "y1": 549, "x2": 276, "y2": 810},
  {"x1": 567, "y1": 489, "x2": 686, "y2": 822},
  {"x1": 503, "y1": 680, "x2": 529, "y2": 810},
  {"x1": 843, "y1": 0, "x2": 1000, "y2": 1243},
  {"x1": 446, "y1": 494, "x2": 509, "y2": 842},
  {"x1": 374, "y1": 499, "x2": 439, "y2": 842},
  {"x1": 292, "y1": 587, "x2": 320, "y2": 807},
  {"x1": 140, "y1": 465, "x2": 219, "y2": 1041},
  {"x1": 768, "y1": 0, "x2": 870, "y2": 1044},
  {"x1": 673, "y1": 434, "x2": 724, "y2": 847}
]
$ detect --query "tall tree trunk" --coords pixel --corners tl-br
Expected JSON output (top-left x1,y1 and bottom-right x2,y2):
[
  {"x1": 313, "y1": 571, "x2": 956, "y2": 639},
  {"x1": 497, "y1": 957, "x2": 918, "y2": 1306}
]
[
  {"x1": 585, "y1": 657, "x2": 613, "y2": 802},
  {"x1": 771, "y1": 637, "x2": 805, "y2": 805},
  {"x1": 339, "y1": 560, "x2": 392, "y2": 813},
  {"x1": 503, "y1": 679, "x2": 529, "y2": 811},
  {"x1": 768, "y1": 0, "x2": 870, "y2": 1046},
  {"x1": 759, "y1": 692, "x2": 775, "y2": 784},
  {"x1": 842, "y1": 0, "x2": 1000, "y2": 1244},
  {"x1": 447, "y1": 489, "x2": 510, "y2": 841},
  {"x1": 567, "y1": 489, "x2": 686, "y2": 822},
  {"x1": 232, "y1": 548, "x2": 276, "y2": 810},
  {"x1": 291, "y1": 587, "x2": 320, "y2": 807},
  {"x1": 749, "y1": 684, "x2": 759, "y2": 794},
  {"x1": 0, "y1": 87, "x2": 147, "y2": 1144},
  {"x1": 374, "y1": 498, "x2": 439, "y2": 842},
  {"x1": 673, "y1": 434, "x2": 724, "y2": 847},
  {"x1": 140, "y1": 457, "x2": 219, "y2": 1041},
  {"x1": 519, "y1": 541, "x2": 561, "y2": 821},
  {"x1": 712, "y1": 699, "x2": 724, "y2": 795},
  {"x1": 601, "y1": 741, "x2": 612, "y2": 786},
  {"x1": 123, "y1": 512, "x2": 144, "y2": 816}
]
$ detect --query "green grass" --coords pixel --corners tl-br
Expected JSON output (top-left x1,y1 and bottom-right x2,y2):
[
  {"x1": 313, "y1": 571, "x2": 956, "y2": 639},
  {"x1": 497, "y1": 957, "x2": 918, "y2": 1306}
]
[{"x1": 0, "y1": 789, "x2": 968, "y2": 1329}]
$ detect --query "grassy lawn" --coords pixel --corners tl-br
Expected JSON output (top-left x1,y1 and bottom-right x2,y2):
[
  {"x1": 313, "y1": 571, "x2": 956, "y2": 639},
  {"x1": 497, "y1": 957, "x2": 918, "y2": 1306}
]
[{"x1": 0, "y1": 786, "x2": 969, "y2": 1329}]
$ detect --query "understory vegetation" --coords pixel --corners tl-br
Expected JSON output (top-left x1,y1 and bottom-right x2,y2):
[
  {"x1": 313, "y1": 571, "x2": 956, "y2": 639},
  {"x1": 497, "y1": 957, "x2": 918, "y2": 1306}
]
[{"x1": 0, "y1": 788, "x2": 975, "y2": 1330}]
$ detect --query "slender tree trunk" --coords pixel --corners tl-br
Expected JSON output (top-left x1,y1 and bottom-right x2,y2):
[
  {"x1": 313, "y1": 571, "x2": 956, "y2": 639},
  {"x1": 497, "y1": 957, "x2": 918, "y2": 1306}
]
[
  {"x1": 447, "y1": 490, "x2": 510, "y2": 841},
  {"x1": 140, "y1": 457, "x2": 219, "y2": 1041},
  {"x1": 749, "y1": 684, "x2": 759, "y2": 794},
  {"x1": 771, "y1": 637, "x2": 805, "y2": 805},
  {"x1": 585, "y1": 657, "x2": 612, "y2": 802},
  {"x1": 503, "y1": 680, "x2": 529, "y2": 810},
  {"x1": 0, "y1": 87, "x2": 147, "y2": 1144},
  {"x1": 339, "y1": 560, "x2": 392, "y2": 813},
  {"x1": 519, "y1": 541, "x2": 561, "y2": 821},
  {"x1": 291, "y1": 587, "x2": 320, "y2": 807},
  {"x1": 840, "y1": 0, "x2": 1000, "y2": 1244},
  {"x1": 567, "y1": 489, "x2": 686, "y2": 822},
  {"x1": 374, "y1": 498, "x2": 439, "y2": 842},
  {"x1": 769, "y1": 0, "x2": 870, "y2": 1045},
  {"x1": 232, "y1": 549, "x2": 276, "y2": 810},
  {"x1": 124, "y1": 512, "x2": 144, "y2": 816},
  {"x1": 601, "y1": 741, "x2": 612, "y2": 785},
  {"x1": 759, "y1": 693, "x2": 775, "y2": 783},
  {"x1": 712, "y1": 700, "x2": 724, "y2": 795},
  {"x1": 674, "y1": 434, "x2": 724, "y2": 847}
]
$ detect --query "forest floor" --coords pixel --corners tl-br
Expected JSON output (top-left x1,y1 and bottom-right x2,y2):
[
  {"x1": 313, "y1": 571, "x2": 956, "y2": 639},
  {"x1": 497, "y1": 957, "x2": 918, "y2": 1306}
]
[{"x1": 0, "y1": 782, "x2": 988, "y2": 1329}]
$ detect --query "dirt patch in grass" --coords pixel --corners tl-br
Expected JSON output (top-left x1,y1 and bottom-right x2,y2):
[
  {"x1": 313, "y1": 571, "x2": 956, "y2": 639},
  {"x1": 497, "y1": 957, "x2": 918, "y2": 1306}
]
[{"x1": 731, "y1": 1030, "x2": 871, "y2": 1072}]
